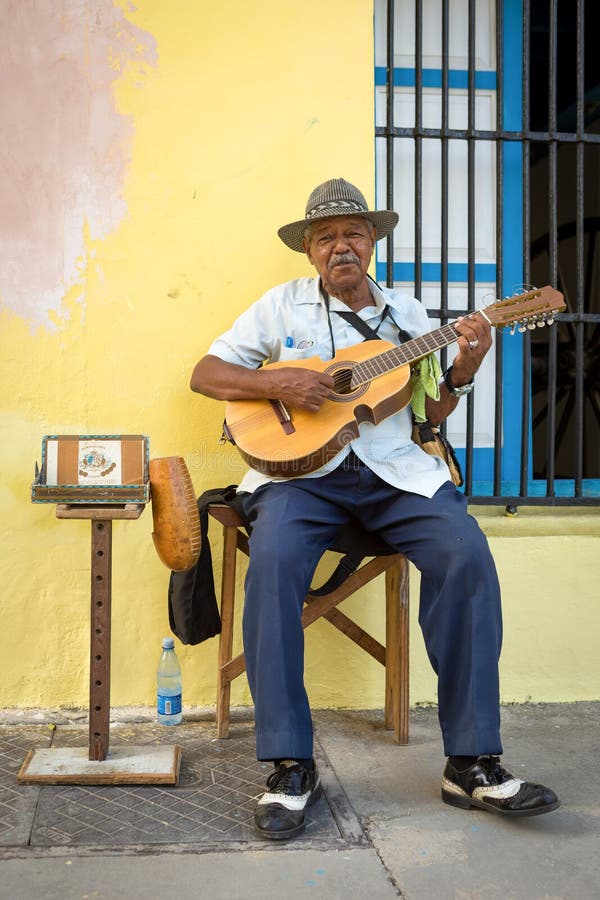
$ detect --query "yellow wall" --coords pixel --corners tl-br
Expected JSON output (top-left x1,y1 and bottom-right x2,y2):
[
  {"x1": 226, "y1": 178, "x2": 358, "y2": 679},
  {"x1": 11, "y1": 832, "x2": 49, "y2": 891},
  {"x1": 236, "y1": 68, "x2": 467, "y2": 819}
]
[{"x1": 1, "y1": 1, "x2": 598, "y2": 715}]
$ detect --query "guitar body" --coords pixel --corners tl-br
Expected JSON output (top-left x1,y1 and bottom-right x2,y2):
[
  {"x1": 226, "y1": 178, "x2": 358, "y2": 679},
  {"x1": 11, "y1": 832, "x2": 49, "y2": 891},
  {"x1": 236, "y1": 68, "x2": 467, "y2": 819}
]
[
  {"x1": 225, "y1": 340, "x2": 413, "y2": 477},
  {"x1": 223, "y1": 287, "x2": 565, "y2": 478}
]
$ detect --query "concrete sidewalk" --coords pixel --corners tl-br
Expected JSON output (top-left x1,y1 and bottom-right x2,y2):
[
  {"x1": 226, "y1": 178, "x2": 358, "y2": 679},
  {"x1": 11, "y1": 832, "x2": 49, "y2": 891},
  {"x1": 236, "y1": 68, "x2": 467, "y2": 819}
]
[{"x1": 0, "y1": 703, "x2": 598, "y2": 899}]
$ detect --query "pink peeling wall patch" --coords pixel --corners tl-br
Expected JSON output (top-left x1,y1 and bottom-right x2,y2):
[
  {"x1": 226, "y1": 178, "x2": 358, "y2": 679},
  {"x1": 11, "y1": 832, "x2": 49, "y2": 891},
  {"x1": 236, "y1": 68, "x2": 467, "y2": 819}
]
[{"x1": 0, "y1": 1, "x2": 157, "y2": 328}]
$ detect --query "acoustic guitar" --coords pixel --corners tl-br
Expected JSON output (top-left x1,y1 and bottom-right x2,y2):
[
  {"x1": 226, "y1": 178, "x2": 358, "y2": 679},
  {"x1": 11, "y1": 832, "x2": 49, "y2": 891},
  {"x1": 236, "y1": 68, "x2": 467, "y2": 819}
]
[{"x1": 224, "y1": 286, "x2": 565, "y2": 478}]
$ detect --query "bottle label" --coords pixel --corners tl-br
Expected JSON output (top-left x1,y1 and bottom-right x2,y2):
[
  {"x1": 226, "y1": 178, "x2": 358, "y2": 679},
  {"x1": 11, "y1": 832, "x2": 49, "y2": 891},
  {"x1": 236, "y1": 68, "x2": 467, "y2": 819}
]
[{"x1": 157, "y1": 693, "x2": 182, "y2": 715}]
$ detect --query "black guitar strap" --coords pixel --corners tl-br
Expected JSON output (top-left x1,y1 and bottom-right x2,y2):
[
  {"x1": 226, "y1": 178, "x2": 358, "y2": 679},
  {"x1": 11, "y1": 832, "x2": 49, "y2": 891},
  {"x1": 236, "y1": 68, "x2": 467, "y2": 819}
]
[
  {"x1": 334, "y1": 306, "x2": 412, "y2": 345},
  {"x1": 334, "y1": 307, "x2": 389, "y2": 340},
  {"x1": 319, "y1": 279, "x2": 413, "y2": 346}
]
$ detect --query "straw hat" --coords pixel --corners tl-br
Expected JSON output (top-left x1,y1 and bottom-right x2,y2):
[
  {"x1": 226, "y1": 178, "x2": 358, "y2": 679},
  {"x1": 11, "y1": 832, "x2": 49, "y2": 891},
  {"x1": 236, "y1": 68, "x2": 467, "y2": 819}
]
[{"x1": 277, "y1": 177, "x2": 399, "y2": 252}]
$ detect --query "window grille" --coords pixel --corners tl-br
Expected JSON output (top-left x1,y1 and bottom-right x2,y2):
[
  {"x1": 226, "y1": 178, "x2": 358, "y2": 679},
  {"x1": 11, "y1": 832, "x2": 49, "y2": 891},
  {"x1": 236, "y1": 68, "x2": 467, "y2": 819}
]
[{"x1": 375, "y1": 0, "x2": 600, "y2": 506}]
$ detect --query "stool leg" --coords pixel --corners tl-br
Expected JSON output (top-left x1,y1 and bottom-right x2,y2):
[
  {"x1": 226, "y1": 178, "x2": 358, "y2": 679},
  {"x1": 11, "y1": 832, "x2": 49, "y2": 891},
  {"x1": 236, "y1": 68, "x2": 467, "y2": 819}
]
[
  {"x1": 385, "y1": 557, "x2": 410, "y2": 744},
  {"x1": 216, "y1": 525, "x2": 238, "y2": 738}
]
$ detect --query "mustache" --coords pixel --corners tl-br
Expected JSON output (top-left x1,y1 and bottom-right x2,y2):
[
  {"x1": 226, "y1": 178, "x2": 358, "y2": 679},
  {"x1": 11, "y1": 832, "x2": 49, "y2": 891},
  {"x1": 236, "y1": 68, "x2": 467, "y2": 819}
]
[{"x1": 328, "y1": 252, "x2": 360, "y2": 270}]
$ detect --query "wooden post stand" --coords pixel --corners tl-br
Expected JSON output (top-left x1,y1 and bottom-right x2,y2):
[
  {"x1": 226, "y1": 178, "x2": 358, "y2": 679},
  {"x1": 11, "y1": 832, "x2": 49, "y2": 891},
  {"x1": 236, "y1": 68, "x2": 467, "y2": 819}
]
[
  {"x1": 18, "y1": 504, "x2": 181, "y2": 785},
  {"x1": 89, "y1": 514, "x2": 113, "y2": 761}
]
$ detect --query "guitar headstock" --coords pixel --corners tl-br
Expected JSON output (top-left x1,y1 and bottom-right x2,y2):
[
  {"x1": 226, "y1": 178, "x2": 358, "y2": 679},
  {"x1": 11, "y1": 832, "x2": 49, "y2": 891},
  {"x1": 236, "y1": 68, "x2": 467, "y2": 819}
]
[{"x1": 482, "y1": 286, "x2": 565, "y2": 332}]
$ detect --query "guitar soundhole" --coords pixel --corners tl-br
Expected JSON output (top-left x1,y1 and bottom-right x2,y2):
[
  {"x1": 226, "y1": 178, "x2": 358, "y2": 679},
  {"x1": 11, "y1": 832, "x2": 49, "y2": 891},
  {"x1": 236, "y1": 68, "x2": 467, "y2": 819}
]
[
  {"x1": 326, "y1": 363, "x2": 369, "y2": 401},
  {"x1": 332, "y1": 367, "x2": 354, "y2": 394}
]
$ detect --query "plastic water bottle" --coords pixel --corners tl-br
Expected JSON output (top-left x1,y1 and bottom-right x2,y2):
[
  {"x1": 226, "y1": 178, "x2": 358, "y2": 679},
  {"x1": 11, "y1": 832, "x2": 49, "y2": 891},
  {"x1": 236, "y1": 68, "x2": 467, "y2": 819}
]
[{"x1": 157, "y1": 637, "x2": 182, "y2": 725}]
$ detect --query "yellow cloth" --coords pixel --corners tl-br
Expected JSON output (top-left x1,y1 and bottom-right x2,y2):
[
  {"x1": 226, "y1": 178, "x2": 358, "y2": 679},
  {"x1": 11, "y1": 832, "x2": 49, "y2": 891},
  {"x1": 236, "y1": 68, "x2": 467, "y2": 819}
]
[{"x1": 410, "y1": 354, "x2": 442, "y2": 423}]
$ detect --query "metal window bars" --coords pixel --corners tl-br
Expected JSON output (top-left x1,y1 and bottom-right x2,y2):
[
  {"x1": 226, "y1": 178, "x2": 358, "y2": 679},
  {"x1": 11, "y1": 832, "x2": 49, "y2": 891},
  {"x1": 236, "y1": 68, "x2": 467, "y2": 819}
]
[{"x1": 376, "y1": 0, "x2": 600, "y2": 506}]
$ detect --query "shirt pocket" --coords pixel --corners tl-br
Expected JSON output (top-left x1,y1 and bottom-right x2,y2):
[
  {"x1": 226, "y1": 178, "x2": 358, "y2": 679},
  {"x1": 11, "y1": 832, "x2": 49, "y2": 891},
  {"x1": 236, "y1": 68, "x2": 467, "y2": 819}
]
[{"x1": 276, "y1": 346, "x2": 315, "y2": 362}]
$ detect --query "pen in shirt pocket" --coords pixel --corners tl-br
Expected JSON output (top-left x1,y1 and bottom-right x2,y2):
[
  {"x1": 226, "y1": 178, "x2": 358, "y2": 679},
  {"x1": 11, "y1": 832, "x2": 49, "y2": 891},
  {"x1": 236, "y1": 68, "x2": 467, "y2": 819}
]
[{"x1": 284, "y1": 336, "x2": 314, "y2": 350}]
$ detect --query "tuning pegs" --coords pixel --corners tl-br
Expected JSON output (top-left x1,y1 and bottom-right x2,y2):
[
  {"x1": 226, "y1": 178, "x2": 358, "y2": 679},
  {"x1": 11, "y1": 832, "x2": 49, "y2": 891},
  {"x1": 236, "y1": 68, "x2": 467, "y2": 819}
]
[{"x1": 501, "y1": 291, "x2": 562, "y2": 336}]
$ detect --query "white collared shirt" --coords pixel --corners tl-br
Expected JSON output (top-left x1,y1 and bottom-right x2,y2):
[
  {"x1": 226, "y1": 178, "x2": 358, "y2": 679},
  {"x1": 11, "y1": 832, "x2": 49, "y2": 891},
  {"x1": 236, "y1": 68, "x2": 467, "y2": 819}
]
[{"x1": 207, "y1": 276, "x2": 451, "y2": 497}]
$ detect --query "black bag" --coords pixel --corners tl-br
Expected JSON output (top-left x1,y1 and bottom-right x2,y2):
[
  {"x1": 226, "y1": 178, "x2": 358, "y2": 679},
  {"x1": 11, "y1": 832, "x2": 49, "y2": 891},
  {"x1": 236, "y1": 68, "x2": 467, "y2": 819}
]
[
  {"x1": 168, "y1": 485, "x2": 245, "y2": 645},
  {"x1": 167, "y1": 484, "x2": 393, "y2": 643}
]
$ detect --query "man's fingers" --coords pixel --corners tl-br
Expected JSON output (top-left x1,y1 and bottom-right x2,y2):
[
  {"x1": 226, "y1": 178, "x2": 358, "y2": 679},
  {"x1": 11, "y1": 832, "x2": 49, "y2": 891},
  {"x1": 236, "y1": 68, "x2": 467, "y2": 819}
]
[
  {"x1": 455, "y1": 314, "x2": 492, "y2": 346},
  {"x1": 318, "y1": 373, "x2": 336, "y2": 390},
  {"x1": 271, "y1": 366, "x2": 337, "y2": 410}
]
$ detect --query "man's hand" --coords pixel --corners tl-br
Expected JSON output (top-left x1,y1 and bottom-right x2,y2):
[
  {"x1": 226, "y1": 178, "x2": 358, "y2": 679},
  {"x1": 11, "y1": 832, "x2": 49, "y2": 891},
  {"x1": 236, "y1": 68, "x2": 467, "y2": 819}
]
[
  {"x1": 451, "y1": 312, "x2": 493, "y2": 386},
  {"x1": 424, "y1": 311, "x2": 493, "y2": 425},
  {"x1": 263, "y1": 367, "x2": 335, "y2": 413},
  {"x1": 190, "y1": 354, "x2": 335, "y2": 410}
]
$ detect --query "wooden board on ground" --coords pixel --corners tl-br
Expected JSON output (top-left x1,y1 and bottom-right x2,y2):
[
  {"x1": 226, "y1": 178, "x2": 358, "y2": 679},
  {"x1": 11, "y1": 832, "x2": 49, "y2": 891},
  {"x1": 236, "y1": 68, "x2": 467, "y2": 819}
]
[{"x1": 17, "y1": 744, "x2": 182, "y2": 785}]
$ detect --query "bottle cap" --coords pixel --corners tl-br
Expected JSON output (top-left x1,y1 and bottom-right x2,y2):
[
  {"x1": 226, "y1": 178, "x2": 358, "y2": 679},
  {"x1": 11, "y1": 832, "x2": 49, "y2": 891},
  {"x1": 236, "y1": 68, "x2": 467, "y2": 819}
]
[{"x1": 162, "y1": 637, "x2": 175, "y2": 649}]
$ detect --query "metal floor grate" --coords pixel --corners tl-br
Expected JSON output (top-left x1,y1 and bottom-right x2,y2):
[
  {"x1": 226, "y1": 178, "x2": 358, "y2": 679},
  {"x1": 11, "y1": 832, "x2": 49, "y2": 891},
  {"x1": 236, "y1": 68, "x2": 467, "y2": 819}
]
[{"x1": 0, "y1": 720, "x2": 365, "y2": 851}]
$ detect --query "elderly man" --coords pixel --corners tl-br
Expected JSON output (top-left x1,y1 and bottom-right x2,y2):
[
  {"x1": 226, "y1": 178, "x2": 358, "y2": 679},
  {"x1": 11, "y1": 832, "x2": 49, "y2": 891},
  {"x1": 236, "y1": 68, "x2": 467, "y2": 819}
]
[{"x1": 190, "y1": 178, "x2": 559, "y2": 840}]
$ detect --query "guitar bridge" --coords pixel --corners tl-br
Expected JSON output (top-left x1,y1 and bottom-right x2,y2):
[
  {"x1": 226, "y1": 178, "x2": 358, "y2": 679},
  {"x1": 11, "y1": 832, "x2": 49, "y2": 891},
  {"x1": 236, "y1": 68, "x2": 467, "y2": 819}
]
[{"x1": 269, "y1": 399, "x2": 295, "y2": 435}]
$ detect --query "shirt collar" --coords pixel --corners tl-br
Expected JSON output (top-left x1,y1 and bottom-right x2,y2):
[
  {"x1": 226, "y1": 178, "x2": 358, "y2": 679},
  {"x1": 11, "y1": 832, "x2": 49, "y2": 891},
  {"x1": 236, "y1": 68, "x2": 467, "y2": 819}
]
[{"x1": 322, "y1": 276, "x2": 387, "y2": 314}]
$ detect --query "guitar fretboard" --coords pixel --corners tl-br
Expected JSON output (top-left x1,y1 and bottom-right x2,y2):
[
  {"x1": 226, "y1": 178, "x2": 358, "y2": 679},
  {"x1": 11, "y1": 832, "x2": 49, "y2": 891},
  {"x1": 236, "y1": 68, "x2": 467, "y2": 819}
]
[{"x1": 351, "y1": 322, "x2": 461, "y2": 388}]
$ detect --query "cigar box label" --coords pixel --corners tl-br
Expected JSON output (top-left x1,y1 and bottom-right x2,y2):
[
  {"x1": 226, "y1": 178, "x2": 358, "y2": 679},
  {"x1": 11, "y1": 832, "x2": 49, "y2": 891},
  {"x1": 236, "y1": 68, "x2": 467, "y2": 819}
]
[
  {"x1": 79, "y1": 440, "x2": 121, "y2": 484},
  {"x1": 43, "y1": 436, "x2": 146, "y2": 487}
]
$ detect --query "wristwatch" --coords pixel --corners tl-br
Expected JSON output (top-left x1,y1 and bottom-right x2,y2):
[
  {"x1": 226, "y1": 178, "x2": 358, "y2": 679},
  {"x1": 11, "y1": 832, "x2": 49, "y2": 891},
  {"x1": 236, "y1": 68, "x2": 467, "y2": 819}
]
[{"x1": 440, "y1": 365, "x2": 474, "y2": 397}]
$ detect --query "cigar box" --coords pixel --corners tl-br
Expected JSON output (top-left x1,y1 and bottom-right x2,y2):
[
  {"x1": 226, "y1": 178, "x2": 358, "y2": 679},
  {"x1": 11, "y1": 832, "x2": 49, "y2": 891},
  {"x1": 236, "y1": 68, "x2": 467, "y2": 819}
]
[{"x1": 31, "y1": 435, "x2": 150, "y2": 504}]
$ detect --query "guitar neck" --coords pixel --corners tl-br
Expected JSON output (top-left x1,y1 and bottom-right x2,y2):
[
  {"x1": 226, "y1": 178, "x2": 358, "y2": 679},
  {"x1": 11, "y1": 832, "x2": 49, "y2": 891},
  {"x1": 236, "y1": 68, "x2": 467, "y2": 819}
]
[{"x1": 351, "y1": 321, "x2": 463, "y2": 388}]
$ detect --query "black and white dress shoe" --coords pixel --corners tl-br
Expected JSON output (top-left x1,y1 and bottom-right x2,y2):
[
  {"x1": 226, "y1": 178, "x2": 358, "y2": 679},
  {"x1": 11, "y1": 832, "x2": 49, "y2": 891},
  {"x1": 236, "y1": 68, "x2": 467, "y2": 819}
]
[
  {"x1": 254, "y1": 760, "x2": 322, "y2": 840},
  {"x1": 442, "y1": 755, "x2": 560, "y2": 817}
]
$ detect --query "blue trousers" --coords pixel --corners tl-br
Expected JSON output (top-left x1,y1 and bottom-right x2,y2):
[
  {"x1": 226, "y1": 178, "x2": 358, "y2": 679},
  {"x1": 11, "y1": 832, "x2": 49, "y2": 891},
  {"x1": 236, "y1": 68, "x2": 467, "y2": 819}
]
[{"x1": 240, "y1": 461, "x2": 503, "y2": 761}]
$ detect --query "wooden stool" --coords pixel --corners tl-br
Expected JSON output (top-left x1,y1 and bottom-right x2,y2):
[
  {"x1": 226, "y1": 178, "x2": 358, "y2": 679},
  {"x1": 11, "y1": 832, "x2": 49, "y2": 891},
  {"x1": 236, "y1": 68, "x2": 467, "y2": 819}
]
[{"x1": 208, "y1": 504, "x2": 410, "y2": 744}]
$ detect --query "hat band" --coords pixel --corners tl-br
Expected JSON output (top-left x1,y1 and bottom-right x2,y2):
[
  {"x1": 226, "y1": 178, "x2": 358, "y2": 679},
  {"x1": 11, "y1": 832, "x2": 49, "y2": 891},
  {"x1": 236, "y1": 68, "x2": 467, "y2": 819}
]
[{"x1": 306, "y1": 199, "x2": 368, "y2": 219}]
